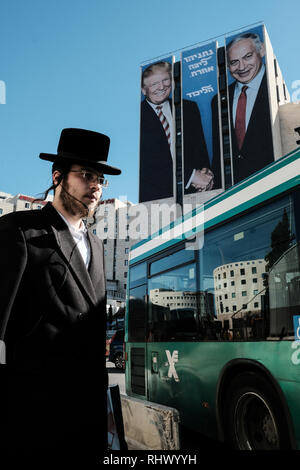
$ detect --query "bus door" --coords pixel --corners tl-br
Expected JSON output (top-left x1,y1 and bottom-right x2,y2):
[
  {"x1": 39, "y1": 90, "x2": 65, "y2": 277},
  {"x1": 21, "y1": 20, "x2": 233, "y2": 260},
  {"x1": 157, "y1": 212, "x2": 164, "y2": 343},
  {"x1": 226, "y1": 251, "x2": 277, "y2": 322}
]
[
  {"x1": 147, "y1": 257, "x2": 199, "y2": 410},
  {"x1": 127, "y1": 263, "x2": 148, "y2": 399}
]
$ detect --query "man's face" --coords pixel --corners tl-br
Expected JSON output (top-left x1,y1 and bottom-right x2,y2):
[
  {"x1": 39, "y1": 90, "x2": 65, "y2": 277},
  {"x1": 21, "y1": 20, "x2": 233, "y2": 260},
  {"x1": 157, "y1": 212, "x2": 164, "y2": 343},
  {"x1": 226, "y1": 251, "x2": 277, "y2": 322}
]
[
  {"x1": 142, "y1": 70, "x2": 172, "y2": 105},
  {"x1": 228, "y1": 38, "x2": 264, "y2": 84},
  {"x1": 58, "y1": 164, "x2": 103, "y2": 218}
]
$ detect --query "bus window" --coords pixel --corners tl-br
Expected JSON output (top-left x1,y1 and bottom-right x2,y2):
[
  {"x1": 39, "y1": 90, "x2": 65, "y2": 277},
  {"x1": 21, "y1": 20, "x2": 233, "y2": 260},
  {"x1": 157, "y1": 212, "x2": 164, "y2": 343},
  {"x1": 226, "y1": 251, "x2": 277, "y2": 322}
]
[
  {"x1": 200, "y1": 194, "x2": 296, "y2": 340},
  {"x1": 150, "y1": 247, "x2": 194, "y2": 276},
  {"x1": 128, "y1": 285, "x2": 147, "y2": 342},
  {"x1": 148, "y1": 263, "x2": 199, "y2": 341},
  {"x1": 130, "y1": 262, "x2": 147, "y2": 287},
  {"x1": 269, "y1": 242, "x2": 300, "y2": 337}
]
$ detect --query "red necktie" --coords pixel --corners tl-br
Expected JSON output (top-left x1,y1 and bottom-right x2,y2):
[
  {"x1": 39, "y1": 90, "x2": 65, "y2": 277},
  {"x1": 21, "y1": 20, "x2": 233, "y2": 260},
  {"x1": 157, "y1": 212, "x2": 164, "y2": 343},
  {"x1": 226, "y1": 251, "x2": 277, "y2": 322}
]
[
  {"x1": 235, "y1": 85, "x2": 248, "y2": 150},
  {"x1": 156, "y1": 105, "x2": 171, "y2": 146}
]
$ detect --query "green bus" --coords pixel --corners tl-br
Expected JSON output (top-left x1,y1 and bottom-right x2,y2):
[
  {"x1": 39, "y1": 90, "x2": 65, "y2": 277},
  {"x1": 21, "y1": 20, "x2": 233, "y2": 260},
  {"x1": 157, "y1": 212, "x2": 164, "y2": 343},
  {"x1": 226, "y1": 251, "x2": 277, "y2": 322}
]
[{"x1": 125, "y1": 149, "x2": 300, "y2": 450}]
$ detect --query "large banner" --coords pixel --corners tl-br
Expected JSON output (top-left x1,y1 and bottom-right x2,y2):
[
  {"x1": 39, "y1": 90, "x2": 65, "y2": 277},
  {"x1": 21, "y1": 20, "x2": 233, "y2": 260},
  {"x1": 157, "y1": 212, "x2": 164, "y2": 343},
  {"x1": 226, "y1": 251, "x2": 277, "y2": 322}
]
[
  {"x1": 139, "y1": 56, "x2": 175, "y2": 203},
  {"x1": 181, "y1": 42, "x2": 220, "y2": 195},
  {"x1": 215, "y1": 25, "x2": 274, "y2": 185}
]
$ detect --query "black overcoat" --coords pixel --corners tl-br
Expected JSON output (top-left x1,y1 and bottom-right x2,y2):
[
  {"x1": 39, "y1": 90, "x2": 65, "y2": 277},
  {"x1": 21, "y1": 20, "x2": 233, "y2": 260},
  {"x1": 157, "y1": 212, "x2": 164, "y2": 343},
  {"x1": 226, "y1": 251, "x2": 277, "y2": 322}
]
[{"x1": 0, "y1": 202, "x2": 107, "y2": 454}]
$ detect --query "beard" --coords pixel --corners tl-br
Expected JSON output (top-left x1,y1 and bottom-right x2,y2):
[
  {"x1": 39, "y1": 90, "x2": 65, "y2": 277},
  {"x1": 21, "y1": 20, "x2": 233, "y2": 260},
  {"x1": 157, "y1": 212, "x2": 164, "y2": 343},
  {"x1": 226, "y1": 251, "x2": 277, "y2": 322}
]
[{"x1": 59, "y1": 181, "x2": 100, "y2": 219}]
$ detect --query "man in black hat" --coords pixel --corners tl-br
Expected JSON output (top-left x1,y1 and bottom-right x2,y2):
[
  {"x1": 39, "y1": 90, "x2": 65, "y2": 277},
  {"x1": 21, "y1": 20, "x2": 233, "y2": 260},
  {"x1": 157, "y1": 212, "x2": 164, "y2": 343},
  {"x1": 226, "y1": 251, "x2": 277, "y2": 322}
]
[{"x1": 0, "y1": 128, "x2": 121, "y2": 455}]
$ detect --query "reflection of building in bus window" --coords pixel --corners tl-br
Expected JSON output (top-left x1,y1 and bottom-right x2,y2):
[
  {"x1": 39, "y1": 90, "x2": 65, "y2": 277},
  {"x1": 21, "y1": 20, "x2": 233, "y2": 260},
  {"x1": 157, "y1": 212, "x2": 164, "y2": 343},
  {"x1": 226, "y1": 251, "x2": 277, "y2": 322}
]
[
  {"x1": 149, "y1": 287, "x2": 218, "y2": 341},
  {"x1": 213, "y1": 259, "x2": 267, "y2": 330}
]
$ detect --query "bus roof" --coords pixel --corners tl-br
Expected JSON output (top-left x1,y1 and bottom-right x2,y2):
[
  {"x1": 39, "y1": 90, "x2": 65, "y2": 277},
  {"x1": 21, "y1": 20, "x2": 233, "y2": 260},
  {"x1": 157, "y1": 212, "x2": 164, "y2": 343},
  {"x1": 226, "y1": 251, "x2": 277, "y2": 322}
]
[{"x1": 130, "y1": 149, "x2": 300, "y2": 265}]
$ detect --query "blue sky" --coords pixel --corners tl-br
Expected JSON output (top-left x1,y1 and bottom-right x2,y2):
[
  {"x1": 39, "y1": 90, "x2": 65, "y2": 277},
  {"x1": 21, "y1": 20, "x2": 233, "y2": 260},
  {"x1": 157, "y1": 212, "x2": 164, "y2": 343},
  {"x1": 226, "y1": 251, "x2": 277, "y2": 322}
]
[{"x1": 0, "y1": 0, "x2": 299, "y2": 204}]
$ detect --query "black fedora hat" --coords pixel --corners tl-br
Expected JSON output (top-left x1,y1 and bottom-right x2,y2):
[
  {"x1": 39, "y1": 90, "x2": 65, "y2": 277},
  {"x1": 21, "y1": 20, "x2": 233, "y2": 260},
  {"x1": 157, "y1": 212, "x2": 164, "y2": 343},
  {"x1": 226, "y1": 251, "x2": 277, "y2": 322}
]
[{"x1": 39, "y1": 128, "x2": 121, "y2": 175}]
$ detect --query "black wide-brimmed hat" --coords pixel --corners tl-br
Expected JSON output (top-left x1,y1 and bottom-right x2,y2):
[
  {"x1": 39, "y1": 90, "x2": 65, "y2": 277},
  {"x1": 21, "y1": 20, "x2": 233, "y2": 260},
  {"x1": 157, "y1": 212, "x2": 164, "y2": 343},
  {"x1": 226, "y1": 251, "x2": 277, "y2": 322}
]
[{"x1": 39, "y1": 128, "x2": 121, "y2": 175}]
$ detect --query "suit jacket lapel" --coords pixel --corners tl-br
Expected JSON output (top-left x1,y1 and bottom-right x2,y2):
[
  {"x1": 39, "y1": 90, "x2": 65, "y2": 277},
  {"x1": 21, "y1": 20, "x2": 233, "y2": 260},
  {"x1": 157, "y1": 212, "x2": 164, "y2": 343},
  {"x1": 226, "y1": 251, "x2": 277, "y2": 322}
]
[
  {"x1": 43, "y1": 204, "x2": 98, "y2": 306},
  {"x1": 229, "y1": 74, "x2": 267, "y2": 154},
  {"x1": 242, "y1": 72, "x2": 266, "y2": 145},
  {"x1": 87, "y1": 232, "x2": 106, "y2": 301},
  {"x1": 229, "y1": 83, "x2": 238, "y2": 153}
]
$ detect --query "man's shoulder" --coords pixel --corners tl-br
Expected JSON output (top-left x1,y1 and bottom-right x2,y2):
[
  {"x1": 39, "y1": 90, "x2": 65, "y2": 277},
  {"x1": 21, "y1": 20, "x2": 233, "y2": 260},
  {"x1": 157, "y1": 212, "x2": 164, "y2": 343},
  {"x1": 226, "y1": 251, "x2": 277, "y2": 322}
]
[
  {"x1": 141, "y1": 99, "x2": 150, "y2": 112},
  {"x1": 182, "y1": 99, "x2": 202, "y2": 120},
  {"x1": 0, "y1": 207, "x2": 46, "y2": 232},
  {"x1": 182, "y1": 98, "x2": 197, "y2": 108}
]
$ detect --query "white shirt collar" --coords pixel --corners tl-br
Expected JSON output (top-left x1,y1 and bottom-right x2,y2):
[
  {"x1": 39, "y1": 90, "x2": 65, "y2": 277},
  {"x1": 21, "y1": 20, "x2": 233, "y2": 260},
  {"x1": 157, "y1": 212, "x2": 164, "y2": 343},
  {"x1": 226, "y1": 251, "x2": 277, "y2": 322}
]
[
  {"x1": 146, "y1": 99, "x2": 170, "y2": 113},
  {"x1": 56, "y1": 211, "x2": 87, "y2": 237},
  {"x1": 56, "y1": 210, "x2": 90, "y2": 267}
]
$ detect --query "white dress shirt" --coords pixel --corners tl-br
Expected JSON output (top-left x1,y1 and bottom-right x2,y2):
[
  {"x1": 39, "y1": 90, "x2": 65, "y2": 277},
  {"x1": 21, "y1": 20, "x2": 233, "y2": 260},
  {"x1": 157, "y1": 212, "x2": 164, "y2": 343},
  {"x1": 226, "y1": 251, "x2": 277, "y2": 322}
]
[{"x1": 57, "y1": 211, "x2": 91, "y2": 268}]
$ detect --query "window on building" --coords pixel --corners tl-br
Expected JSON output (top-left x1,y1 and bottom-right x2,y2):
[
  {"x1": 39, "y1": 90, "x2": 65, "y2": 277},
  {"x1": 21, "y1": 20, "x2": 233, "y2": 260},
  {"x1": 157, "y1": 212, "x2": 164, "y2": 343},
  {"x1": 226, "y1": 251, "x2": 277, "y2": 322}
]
[
  {"x1": 252, "y1": 267, "x2": 257, "y2": 274},
  {"x1": 283, "y1": 83, "x2": 287, "y2": 101}
]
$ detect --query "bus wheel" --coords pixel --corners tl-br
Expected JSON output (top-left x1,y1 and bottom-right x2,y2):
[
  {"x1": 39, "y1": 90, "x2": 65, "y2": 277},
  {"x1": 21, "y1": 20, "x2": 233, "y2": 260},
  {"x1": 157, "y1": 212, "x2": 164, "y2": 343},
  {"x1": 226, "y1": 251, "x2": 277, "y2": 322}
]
[{"x1": 223, "y1": 372, "x2": 291, "y2": 450}]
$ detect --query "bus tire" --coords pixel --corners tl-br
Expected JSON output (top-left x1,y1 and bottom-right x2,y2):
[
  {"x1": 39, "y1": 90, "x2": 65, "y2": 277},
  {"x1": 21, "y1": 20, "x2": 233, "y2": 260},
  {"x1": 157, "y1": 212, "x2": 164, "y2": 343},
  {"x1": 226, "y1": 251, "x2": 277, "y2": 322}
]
[{"x1": 223, "y1": 371, "x2": 291, "y2": 450}]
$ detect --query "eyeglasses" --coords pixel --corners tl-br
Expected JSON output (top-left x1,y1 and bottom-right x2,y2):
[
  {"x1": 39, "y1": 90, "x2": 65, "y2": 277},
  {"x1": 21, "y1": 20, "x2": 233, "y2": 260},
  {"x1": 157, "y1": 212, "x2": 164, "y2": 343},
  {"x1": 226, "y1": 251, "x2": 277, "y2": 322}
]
[{"x1": 69, "y1": 170, "x2": 109, "y2": 187}]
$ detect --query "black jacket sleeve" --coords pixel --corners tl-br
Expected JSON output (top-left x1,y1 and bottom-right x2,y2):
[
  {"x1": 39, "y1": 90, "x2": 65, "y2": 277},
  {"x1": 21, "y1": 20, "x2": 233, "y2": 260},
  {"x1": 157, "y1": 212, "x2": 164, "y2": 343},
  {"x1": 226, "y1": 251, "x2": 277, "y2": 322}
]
[{"x1": 0, "y1": 216, "x2": 28, "y2": 342}]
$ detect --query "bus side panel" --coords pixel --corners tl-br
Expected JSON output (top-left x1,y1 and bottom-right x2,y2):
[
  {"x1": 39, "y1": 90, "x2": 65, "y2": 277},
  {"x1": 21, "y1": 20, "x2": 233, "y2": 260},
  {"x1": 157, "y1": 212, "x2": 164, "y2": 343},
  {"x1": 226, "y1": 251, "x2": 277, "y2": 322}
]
[{"x1": 144, "y1": 341, "x2": 300, "y2": 445}]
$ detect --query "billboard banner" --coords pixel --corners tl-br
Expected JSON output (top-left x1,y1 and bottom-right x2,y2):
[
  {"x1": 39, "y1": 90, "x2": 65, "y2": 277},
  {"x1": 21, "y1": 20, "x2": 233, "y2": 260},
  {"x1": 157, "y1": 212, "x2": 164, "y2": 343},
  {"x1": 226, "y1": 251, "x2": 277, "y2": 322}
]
[
  {"x1": 139, "y1": 56, "x2": 175, "y2": 203},
  {"x1": 223, "y1": 24, "x2": 274, "y2": 184},
  {"x1": 181, "y1": 41, "x2": 221, "y2": 195}
]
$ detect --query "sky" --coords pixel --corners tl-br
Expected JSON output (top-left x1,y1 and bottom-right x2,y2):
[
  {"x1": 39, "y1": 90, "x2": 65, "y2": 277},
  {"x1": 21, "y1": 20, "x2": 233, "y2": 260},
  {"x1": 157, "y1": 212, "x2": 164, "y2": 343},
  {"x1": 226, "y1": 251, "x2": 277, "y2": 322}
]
[{"x1": 0, "y1": 0, "x2": 299, "y2": 204}]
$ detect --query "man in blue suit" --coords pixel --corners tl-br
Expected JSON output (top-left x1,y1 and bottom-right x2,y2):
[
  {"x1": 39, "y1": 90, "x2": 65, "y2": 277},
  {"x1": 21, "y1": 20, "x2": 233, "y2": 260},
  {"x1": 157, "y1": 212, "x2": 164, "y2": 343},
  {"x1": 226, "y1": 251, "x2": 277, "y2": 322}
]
[
  {"x1": 211, "y1": 32, "x2": 274, "y2": 187},
  {"x1": 139, "y1": 61, "x2": 213, "y2": 202}
]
